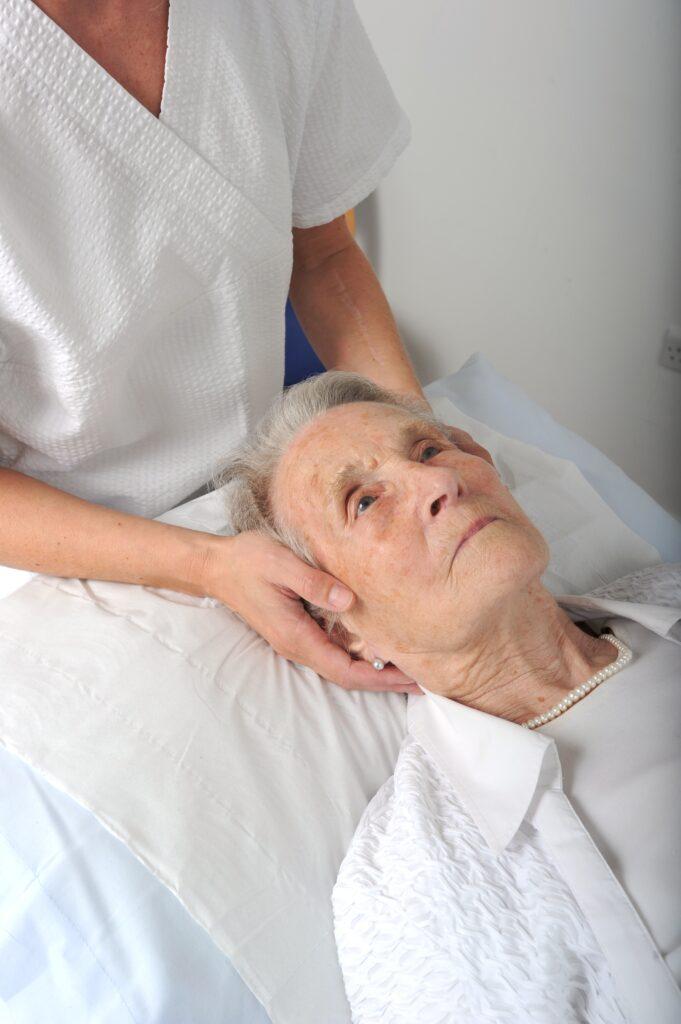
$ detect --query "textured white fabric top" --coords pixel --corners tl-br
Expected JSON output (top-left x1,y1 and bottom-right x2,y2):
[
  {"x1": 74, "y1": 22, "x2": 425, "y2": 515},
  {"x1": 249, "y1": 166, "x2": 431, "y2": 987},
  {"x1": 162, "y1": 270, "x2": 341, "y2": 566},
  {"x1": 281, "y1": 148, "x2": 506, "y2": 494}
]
[
  {"x1": 0, "y1": 0, "x2": 411, "y2": 518},
  {"x1": 332, "y1": 564, "x2": 681, "y2": 1024}
]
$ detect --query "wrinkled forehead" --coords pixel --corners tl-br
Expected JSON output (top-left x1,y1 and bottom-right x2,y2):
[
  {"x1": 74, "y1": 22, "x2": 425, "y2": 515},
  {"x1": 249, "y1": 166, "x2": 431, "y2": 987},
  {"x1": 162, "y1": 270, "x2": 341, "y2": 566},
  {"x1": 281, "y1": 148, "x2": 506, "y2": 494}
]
[
  {"x1": 270, "y1": 401, "x2": 405, "y2": 509},
  {"x1": 271, "y1": 401, "x2": 436, "y2": 524}
]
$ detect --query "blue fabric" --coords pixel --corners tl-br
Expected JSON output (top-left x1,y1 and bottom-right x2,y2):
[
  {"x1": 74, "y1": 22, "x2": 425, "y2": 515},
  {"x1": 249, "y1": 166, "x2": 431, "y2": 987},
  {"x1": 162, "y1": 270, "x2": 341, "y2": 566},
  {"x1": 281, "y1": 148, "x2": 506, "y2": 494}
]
[{"x1": 284, "y1": 300, "x2": 325, "y2": 388}]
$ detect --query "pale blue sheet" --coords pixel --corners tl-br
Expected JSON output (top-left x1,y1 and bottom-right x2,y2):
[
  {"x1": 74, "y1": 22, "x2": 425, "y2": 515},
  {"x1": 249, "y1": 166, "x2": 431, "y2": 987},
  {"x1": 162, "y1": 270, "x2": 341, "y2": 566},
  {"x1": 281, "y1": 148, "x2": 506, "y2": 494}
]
[{"x1": 0, "y1": 744, "x2": 272, "y2": 1024}]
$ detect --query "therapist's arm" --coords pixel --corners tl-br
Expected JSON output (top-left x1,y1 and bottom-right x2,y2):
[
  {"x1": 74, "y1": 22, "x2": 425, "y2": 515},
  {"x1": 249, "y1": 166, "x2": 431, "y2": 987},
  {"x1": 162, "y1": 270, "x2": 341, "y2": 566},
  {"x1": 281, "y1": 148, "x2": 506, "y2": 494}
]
[
  {"x1": 288, "y1": 214, "x2": 429, "y2": 406},
  {"x1": 0, "y1": 468, "x2": 214, "y2": 595},
  {"x1": 0, "y1": 467, "x2": 420, "y2": 693}
]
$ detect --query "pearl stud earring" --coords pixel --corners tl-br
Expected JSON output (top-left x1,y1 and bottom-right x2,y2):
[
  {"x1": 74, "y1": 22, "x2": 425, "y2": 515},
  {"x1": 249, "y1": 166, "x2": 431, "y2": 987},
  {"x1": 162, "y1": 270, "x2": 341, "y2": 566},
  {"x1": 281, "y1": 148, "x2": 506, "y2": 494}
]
[{"x1": 372, "y1": 658, "x2": 385, "y2": 671}]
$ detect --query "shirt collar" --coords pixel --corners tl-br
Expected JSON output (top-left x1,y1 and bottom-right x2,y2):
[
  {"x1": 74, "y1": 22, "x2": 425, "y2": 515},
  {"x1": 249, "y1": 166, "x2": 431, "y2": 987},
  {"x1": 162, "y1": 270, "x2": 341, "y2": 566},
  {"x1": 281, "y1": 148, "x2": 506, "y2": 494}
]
[
  {"x1": 405, "y1": 583, "x2": 680, "y2": 857},
  {"x1": 407, "y1": 691, "x2": 558, "y2": 856},
  {"x1": 558, "y1": 591, "x2": 681, "y2": 642}
]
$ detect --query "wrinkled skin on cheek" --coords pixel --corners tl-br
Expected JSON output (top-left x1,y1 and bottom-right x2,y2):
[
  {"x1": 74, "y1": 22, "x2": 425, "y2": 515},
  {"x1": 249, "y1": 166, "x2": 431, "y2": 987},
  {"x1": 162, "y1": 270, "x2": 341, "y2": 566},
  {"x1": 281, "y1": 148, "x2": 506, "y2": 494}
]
[{"x1": 336, "y1": 481, "x2": 547, "y2": 658}]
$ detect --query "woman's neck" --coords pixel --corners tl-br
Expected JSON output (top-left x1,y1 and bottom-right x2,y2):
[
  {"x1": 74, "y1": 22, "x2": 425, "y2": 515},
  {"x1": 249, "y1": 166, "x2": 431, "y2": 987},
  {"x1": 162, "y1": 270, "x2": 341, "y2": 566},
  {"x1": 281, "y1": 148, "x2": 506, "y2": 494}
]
[{"x1": 408, "y1": 582, "x2": 618, "y2": 724}]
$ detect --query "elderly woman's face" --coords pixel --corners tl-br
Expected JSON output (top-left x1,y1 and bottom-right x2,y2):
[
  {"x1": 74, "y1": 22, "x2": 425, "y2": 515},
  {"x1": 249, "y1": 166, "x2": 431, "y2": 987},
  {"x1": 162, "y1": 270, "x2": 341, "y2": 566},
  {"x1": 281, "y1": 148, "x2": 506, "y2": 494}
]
[{"x1": 271, "y1": 402, "x2": 549, "y2": 663}]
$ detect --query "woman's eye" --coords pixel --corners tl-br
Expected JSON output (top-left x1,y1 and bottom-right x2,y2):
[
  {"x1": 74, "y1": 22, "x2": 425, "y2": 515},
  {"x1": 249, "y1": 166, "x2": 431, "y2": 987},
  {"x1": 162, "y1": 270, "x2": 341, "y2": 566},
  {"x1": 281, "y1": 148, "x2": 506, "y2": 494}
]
[
  {"x1": 356, "y1": 494, "x2": 376, "y2": 515},
  {"x1": 352, "y1": 443, "x2": 445, "y2": 517}
]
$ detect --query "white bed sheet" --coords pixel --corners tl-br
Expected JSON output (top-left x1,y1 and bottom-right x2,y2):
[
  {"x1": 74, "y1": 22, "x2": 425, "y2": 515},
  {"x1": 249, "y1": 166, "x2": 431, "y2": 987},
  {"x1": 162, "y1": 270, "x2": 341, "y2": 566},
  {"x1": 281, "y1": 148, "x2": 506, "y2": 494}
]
[{"x1": 0, "y1": 357, "x2": 674, "y2": 1024}]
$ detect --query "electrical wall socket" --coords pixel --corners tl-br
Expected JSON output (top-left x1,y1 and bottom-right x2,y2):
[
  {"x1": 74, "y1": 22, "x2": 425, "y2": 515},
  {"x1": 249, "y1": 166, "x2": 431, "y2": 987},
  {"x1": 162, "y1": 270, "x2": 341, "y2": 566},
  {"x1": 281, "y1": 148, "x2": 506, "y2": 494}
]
[{"x1": 659, "y1": 327, "x2": 681, "y2": 373}]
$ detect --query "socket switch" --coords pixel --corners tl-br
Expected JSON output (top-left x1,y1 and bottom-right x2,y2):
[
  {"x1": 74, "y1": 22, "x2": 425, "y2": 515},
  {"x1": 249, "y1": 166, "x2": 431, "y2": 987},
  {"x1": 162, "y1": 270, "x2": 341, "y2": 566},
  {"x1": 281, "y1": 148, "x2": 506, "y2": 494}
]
[{"x1": 659, "y1": 327, "x2": 681, "y2": 373}]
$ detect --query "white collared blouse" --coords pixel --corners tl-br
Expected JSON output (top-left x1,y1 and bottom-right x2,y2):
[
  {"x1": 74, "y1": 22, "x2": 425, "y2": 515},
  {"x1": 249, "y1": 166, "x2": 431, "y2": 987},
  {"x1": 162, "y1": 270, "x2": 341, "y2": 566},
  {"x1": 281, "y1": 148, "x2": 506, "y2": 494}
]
[{"x1": 332, "y1": 563, "x2": 681, "y2": 1024}]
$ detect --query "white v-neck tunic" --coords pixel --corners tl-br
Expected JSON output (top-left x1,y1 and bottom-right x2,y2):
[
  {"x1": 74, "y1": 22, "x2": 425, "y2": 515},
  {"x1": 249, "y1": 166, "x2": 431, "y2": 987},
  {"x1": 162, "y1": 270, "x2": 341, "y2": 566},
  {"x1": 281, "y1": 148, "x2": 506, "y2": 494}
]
[{"x1": 0, "y1": 0, "x2": 411, "y2": 518}]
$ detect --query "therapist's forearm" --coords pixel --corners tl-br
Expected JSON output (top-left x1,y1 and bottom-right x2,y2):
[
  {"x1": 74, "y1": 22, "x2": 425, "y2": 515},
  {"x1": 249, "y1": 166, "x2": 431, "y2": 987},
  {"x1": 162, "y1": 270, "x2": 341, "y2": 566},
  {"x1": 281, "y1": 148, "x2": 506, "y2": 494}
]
[
  {"x1": 0, "y1": 468, "x2": 215, "y2": 596},
  {"x1": 288, "y1": 237, "x2": 428, "y2": 405}
]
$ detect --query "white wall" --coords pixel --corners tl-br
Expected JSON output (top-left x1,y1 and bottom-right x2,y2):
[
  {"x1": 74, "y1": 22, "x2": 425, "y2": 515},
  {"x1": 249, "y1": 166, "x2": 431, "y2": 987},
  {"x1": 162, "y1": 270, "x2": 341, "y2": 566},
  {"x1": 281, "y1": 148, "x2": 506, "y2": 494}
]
[{"x1": 355, "y1": 0, "x2": 681, "y2": 519}]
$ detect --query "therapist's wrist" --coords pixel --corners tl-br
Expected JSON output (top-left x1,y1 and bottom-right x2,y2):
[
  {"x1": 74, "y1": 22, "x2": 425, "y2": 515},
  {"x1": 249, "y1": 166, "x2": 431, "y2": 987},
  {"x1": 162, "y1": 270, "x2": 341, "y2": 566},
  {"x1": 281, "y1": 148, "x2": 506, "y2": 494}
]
[{"x1": 174, "y1": 529, "x2": 228, "y2": 599}]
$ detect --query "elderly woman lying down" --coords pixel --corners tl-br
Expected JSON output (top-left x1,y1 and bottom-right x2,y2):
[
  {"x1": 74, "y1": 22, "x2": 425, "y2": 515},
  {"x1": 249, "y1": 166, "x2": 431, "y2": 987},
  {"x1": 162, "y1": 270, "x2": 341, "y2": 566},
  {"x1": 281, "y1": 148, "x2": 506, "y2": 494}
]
[{"x1": 216, "y1": 370, "x2": 681, "y2": 1024}]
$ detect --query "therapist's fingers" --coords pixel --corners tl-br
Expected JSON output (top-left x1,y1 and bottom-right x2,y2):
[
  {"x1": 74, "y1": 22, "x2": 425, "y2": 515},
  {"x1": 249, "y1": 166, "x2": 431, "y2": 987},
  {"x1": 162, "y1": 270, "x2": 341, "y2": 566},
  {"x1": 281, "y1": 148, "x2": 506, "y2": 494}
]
[
  {"x1": 446, "y1": 425, "x2": 495, "y2": 468},
  {"x1": 207, "y1": 531, "x2": 420, "y2": 693},
  {"x1": 271, "y1": 546, "x2": 356, "y2": 612},
  {"x1": 267, "y1": 549, "x2": 420, "y2": 689}
]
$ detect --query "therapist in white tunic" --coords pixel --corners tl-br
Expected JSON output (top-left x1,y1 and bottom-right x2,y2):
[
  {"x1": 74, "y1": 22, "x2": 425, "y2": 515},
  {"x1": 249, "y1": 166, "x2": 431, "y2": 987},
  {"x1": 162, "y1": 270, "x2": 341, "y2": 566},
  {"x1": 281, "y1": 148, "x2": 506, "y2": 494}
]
[
  {"x1": 216, "y1": 369, "x2": 681, "y2": 1024},
  {"x1": 0, "y1": 0, "x2": 439, "y2": 693}
]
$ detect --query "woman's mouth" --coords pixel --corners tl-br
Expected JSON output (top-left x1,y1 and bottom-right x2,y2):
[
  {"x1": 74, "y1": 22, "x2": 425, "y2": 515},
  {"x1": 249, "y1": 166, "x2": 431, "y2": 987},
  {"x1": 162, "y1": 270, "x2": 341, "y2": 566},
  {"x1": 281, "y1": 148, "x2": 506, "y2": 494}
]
[{"x1": 452, "y1": 516, "x2": 499, "y2": 560}]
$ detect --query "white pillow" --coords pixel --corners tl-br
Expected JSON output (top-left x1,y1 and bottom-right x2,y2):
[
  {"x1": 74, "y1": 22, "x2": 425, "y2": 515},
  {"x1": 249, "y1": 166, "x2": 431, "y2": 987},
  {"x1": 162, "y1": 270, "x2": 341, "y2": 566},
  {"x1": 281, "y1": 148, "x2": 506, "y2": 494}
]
[{"x1": 0, "y1": 397, "x2": 660, "y2": 1024}]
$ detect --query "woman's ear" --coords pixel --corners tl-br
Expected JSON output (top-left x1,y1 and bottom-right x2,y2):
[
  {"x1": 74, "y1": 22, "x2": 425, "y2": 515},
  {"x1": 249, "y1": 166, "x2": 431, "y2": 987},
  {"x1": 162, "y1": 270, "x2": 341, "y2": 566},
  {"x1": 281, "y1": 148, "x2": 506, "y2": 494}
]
[
  {"x1": 305, "y1": 601, "x2": 377, "y2": 662},
  {"x1": 328, "y1": 617, "x2": 367, "y2": 659},
  {"x1": 304, "y1": 599, "x2": 388, "y2": 668}
]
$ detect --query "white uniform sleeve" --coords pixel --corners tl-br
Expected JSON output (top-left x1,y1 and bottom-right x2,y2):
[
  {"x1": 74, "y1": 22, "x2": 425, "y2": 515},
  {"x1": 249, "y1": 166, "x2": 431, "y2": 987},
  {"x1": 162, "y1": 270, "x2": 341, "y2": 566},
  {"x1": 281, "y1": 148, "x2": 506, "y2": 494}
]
[{"x1": 291, "y1": 0, "x2": 412, "y2": 228}]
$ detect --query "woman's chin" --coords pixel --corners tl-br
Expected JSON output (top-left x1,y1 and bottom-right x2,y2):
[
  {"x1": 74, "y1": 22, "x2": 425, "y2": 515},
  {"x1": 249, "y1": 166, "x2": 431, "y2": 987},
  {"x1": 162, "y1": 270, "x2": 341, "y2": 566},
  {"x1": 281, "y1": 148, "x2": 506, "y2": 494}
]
[
  {"x1": 455, "y1": 519, "x2": 548, "y2": 592},
  {"x1": 352, "y1": 523, "x2": 549, "y2": 660}
]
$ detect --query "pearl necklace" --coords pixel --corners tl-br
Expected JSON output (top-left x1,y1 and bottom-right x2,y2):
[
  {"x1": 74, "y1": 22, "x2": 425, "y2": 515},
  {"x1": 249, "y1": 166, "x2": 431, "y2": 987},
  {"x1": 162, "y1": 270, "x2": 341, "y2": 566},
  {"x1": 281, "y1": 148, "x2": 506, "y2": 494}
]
[{"x1": 522, "y1": 633, "x2": 633, "y2": 729}]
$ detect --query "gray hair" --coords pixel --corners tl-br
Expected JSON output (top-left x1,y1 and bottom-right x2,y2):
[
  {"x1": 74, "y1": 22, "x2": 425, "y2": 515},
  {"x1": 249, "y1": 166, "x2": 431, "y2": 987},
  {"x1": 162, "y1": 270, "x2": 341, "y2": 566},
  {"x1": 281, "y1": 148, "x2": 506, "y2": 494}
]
[{"x1": 210, "y1": 370, "x2": 444, "y2": 638}]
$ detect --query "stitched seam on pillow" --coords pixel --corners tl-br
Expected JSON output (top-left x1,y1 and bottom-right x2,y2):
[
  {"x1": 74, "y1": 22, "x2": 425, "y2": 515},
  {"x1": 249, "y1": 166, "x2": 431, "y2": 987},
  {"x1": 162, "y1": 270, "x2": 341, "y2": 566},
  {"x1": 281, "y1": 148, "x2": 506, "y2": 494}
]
[
  {"x1": 10, "y1": 579, "x2": 362, "y2": 816},
  {"x1": 0, "y1": 627, "x2": 293, "y2": 870}
]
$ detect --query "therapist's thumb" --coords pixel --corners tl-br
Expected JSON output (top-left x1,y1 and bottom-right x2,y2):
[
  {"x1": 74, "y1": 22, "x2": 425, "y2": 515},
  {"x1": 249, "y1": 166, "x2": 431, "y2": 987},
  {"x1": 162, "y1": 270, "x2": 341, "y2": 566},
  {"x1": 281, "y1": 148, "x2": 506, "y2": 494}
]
[
  {"x1": 301, "y1": 568, "x2": 355, "y2": 612},
  {"x1": 327, "y1": 581, "x2": 355, "y2": 611}
]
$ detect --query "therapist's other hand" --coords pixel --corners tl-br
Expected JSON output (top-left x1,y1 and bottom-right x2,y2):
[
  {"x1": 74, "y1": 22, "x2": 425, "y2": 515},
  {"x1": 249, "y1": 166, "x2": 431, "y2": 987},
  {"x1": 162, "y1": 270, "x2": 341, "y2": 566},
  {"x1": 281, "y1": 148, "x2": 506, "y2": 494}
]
[
  {"x1": 202, "y1": 531, "x2": 421, "y2": 694},
  {"x1": 407, "y1": 396, "x2": 495, "y2": 469},
  {"x1": 446, "y1": 426, "x2": 495, "y2": 468}
]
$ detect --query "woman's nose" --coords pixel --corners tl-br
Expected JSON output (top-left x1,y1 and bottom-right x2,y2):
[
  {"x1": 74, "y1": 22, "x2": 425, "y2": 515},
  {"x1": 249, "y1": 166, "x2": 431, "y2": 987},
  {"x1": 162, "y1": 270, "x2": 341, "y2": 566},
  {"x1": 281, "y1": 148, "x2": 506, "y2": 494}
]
[{"x1": 413, "y1": 465, "x2": 464, "y2": 522}]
